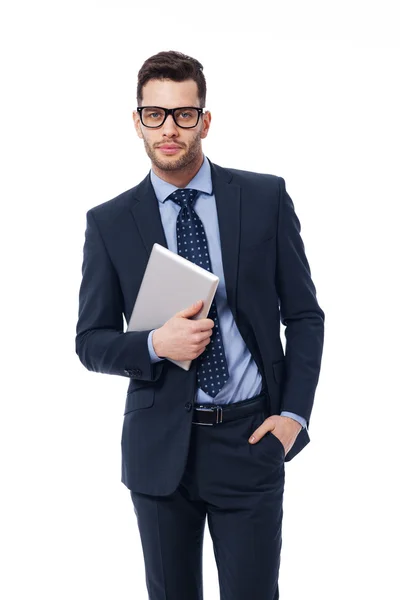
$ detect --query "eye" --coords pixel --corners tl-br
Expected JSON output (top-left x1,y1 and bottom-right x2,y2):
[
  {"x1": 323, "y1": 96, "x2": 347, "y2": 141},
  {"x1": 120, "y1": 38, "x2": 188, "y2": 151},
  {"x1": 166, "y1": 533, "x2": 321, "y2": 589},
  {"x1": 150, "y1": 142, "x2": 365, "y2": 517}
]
[{"x1": 179, "y1": 110, "x2": 194, "y2": 119}]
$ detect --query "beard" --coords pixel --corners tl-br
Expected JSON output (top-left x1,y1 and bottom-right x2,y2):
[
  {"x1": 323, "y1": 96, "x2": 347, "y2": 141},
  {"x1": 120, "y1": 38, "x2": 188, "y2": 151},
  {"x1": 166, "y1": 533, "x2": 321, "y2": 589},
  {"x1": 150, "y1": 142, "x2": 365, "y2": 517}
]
[{"x1": 143, "y1": 130, "x2": 202, "y2": 172}]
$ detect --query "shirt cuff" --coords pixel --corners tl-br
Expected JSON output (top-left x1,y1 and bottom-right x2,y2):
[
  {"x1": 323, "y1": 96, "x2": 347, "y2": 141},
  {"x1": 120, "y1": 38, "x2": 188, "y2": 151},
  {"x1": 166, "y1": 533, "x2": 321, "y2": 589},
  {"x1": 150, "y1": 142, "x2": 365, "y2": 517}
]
[
  {"x1": 147, "y1": 329, "x2": 165, "y2": 363},
  {"x1": 280, "y1": 411, "x2": 307, "y2": 430}
]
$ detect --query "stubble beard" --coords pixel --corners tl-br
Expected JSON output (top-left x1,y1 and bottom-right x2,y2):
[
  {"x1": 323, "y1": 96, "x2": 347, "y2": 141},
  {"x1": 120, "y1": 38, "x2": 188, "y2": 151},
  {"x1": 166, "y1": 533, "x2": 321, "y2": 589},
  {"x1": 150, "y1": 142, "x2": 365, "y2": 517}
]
[{"x1": 143, "y1": 131, "x2": 203, "y2": 172}]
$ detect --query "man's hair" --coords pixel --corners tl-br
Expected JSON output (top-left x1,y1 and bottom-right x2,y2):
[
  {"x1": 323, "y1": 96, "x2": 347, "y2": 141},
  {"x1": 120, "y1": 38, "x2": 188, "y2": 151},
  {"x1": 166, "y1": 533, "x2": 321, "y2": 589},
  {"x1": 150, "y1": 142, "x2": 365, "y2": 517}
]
[{"x1": 137, "y1": 50, "x2": 207, "y2": 108}]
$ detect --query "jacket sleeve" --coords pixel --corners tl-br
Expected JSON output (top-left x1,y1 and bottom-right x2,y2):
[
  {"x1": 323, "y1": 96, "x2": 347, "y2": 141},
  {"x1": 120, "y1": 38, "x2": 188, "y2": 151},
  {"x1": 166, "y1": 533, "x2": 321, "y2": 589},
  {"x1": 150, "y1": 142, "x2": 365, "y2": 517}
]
[
  {"x1": 75, "y1": 209, "x2": 166, "y2": 382},
  {"x1": 275, "y1": 177, "x2": 325, "y2": 428}
]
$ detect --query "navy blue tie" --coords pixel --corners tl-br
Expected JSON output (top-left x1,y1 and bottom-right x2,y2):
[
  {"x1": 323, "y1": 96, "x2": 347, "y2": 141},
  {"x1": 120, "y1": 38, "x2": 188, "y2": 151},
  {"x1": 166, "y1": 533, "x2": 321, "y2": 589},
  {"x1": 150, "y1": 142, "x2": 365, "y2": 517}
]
[{"x1": 166, "y1": 188, "x2": 229, "y2": 397}]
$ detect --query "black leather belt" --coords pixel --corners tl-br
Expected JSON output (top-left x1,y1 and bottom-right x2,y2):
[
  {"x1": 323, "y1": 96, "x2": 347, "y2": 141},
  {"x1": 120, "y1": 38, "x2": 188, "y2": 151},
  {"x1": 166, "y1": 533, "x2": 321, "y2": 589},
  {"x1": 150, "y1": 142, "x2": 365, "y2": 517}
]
[{"x1": 192, "y1": 393, "x2": 268, "y2": 426}]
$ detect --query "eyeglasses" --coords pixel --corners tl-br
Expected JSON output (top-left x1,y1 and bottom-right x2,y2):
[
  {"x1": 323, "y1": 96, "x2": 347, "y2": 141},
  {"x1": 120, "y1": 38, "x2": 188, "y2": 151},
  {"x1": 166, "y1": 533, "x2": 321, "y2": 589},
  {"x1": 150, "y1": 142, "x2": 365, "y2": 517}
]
[{"x1": 136, "y1": 106, "x2": 205, "y2": 129}]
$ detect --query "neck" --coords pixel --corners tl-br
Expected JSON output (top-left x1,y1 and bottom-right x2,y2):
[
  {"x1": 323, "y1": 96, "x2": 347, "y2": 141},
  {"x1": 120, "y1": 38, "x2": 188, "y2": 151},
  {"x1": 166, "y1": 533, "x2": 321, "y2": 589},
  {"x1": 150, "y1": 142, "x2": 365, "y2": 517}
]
[{"x1": 152, "y1": 153, "x2": 204, "y2": 188}]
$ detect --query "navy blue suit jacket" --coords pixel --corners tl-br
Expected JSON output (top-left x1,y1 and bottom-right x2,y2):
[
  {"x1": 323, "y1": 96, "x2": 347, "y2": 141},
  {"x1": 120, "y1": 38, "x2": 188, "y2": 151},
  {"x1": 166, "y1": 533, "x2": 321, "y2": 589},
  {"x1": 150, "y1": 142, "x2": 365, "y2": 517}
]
[{"x1": 75, "y1": 159, "x2": 325, "y2": 495}]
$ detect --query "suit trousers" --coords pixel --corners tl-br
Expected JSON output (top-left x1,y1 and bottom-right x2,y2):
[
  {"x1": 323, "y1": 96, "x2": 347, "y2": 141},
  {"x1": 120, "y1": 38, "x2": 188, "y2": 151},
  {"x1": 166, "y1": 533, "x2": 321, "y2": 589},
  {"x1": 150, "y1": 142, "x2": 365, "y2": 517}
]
[{"x1": 130, "y1": 394, "x2": 285, "y2": 600}]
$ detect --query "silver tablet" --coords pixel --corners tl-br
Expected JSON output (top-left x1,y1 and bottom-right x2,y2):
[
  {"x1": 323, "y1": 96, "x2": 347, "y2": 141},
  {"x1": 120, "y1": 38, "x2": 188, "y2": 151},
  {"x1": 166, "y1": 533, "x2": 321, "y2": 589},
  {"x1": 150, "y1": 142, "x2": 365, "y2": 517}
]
[{"x1": 127, "y1": 243, "x2": 219, "y2": 371}]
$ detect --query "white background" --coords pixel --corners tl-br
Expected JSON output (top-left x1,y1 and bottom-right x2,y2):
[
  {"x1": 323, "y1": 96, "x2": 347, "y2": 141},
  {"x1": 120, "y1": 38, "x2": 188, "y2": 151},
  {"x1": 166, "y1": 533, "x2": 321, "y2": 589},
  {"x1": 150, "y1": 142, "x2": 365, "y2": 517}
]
[{"x1": 1, "y1": 1, "x2": 399, "y2": 598}]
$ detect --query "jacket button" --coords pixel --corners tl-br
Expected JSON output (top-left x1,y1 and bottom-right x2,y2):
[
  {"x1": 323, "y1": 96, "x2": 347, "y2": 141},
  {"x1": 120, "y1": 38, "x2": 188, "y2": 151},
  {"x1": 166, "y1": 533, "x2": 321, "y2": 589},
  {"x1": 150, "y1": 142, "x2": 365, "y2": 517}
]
[
  {"x1": 132, "y1": 368, "x2": 142, "y2": 376},
  {"x1": 124, "y1": 368, "x2": 133, "y2": 376},
  {"x1": 185, "y1": 402, "x2": 192, "y2": 411}
]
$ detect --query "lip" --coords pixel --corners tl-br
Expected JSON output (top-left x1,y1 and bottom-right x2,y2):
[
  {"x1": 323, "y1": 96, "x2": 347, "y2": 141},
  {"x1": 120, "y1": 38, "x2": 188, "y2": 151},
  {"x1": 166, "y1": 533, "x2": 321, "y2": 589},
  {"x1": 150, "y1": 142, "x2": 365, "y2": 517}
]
[{"x1": 158, "y1": 145, "x2": 181, "y2": 154}]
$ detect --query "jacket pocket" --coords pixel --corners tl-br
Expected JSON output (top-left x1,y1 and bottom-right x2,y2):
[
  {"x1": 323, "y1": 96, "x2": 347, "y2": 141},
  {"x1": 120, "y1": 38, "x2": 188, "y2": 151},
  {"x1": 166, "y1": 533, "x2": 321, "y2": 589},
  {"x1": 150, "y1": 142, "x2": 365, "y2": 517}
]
[
  {"x1": 241, "y1": 231, "x2": 275, "y2": 252},
  {"x1": 124, "y1": 387, "x2": 155, "y2": 415},
  {"x1": 127, "y1": 378, "x2": 154, "y2": 394}
]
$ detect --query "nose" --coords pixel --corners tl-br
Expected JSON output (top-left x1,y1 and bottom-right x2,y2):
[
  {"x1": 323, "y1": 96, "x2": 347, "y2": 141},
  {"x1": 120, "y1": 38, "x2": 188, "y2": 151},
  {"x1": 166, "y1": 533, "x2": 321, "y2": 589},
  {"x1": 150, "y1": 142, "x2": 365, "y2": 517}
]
[{"x1": 161, "y1": 113, "x2": 179, "y2": 136}]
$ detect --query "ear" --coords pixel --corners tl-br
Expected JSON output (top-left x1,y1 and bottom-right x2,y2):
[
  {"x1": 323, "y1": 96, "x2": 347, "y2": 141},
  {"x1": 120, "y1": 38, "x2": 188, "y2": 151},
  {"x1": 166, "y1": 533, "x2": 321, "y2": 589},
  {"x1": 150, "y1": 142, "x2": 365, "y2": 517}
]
[
  {"x1": 200, "y1": 110, "x2": 211, "y2": 139},
  {"x1": 132, "y1": 111, "x2": 144, "y2": 139}
]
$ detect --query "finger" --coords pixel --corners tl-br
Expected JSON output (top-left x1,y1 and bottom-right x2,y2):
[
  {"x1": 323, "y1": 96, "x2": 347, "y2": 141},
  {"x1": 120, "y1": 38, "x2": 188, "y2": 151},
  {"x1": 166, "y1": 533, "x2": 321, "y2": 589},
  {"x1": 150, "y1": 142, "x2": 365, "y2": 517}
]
[
  {"x1": 248, "y1": 416, "x2": 276, "y2": 443},
  {"x1": 248, "y1": 426, "x2": 269, "y2": 444}
]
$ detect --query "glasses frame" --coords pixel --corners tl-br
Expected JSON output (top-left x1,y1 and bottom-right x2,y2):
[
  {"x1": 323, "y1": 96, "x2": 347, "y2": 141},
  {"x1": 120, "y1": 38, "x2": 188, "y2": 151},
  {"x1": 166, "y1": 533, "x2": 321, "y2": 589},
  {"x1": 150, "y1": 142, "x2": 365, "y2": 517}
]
[{"x1": 136, "y1": 106, "x2": 205, "y2": 129}]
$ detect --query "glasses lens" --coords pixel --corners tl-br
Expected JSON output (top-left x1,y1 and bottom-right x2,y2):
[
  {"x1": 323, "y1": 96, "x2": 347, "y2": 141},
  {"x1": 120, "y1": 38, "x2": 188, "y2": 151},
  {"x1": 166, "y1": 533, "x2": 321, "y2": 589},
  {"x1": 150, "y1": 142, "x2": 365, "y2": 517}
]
[
  {"x1": 141, "y1": 107, "x2": 166, "y2": 127},
  {"x1": 173, "y1": 108, "x2": 199, "y2": 127},
  {"x1": 141, "y1": 107, "x2": 199, "y2": 127}
]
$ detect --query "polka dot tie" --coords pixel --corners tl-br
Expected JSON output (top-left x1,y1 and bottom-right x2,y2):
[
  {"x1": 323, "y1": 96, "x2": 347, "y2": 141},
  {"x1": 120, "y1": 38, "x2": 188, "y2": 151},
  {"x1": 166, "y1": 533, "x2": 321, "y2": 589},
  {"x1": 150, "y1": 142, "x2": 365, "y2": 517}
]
[{"x1": 166, "y1": 188, "x2": 229, "y2": 397}]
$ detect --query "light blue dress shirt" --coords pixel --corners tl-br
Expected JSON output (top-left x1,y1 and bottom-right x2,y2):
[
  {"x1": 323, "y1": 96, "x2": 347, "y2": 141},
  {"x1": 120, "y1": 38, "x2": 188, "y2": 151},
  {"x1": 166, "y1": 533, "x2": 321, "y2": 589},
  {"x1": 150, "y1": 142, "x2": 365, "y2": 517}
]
[{"x1": 146, "y1": 154, "x2": 307, "y2": 430}]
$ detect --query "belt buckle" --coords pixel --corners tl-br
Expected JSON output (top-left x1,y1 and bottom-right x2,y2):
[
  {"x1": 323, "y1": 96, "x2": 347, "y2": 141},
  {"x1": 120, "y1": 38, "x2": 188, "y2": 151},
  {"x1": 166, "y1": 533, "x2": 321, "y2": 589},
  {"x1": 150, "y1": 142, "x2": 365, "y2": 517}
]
[{"x1": 194, "y1": 405, "x2": 223, "y2": 425}]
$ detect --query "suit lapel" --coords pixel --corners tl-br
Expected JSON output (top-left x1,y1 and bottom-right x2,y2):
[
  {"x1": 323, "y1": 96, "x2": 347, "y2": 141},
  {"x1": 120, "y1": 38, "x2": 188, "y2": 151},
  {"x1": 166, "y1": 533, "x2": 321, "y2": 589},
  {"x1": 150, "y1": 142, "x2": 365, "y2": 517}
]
[
  {"x1": 209, "y1": 160, "x2": 240, "y2": 322},
  {"x1": 129, "y1": 157, "x2": 241, "y2": 321},
  {"x1": 129, "y1": 172, "x2": 169, "y2": 252}
]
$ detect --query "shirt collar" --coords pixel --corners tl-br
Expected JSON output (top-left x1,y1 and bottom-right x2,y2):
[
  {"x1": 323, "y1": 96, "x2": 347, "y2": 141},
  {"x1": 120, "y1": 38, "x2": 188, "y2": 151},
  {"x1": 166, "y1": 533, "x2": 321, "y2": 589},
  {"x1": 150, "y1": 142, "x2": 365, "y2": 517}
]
[{"x1": 150, "y1": 153, "x2": 213, "y2": 203}]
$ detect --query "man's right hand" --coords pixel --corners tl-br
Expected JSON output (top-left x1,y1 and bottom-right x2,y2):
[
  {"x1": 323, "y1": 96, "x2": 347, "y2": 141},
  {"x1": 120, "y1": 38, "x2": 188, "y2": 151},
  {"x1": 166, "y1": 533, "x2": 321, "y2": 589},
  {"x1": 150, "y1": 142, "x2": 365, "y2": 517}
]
[{"x1": 152, "y1": 300, "x2": 214, "y2": 361}]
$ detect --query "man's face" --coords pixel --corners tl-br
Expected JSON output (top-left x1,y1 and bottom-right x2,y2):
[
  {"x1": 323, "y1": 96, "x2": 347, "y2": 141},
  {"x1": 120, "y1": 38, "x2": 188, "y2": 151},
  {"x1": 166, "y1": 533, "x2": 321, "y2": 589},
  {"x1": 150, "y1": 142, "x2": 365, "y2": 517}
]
[{"x1": 133, "y1": 78, "x2": 211, "y2": 172}]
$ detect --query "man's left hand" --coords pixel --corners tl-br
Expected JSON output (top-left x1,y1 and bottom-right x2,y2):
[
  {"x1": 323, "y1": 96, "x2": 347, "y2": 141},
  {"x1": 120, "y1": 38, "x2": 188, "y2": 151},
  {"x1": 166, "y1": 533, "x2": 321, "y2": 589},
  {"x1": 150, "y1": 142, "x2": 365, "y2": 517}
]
[{"x1": 248, "y1": 415, "x2": 302, "y2": 456}]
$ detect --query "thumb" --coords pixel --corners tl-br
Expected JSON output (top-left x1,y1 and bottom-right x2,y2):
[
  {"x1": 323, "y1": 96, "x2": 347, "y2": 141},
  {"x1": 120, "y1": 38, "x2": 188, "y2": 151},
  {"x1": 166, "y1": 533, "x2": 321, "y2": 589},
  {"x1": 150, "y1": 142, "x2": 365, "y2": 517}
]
[
  {"x1": 177, "y1": 299, "x2": 203, "y2": 318},
  {"x1": 248, "y1": 416, "x2": 275, "y2": 443}
]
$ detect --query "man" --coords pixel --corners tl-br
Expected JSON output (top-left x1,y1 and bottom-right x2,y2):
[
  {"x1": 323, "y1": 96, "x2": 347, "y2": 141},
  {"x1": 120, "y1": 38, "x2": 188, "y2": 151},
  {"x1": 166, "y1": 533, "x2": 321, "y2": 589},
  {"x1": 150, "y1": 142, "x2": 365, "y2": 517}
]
[{"x1": 75, "y1": 50, "x2": 325, "y2": 600}]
